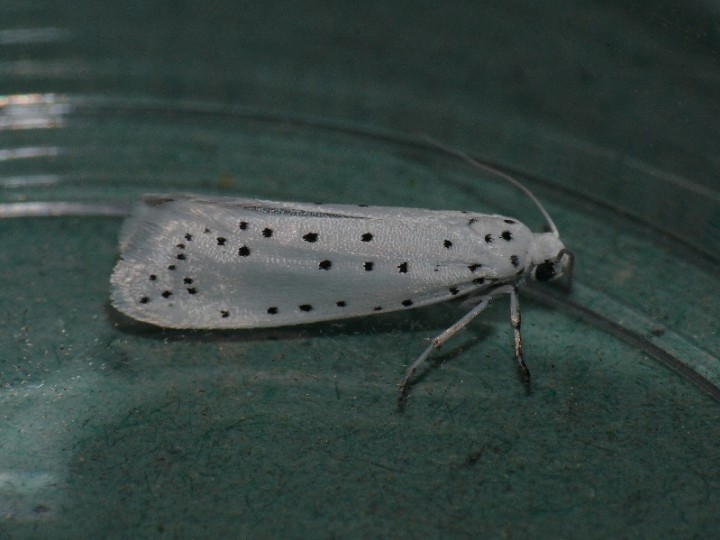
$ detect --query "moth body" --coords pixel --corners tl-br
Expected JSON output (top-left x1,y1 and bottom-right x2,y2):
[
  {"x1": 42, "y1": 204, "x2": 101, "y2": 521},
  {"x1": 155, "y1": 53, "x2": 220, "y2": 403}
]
[{"x1": 110, "y1": 193, "x2": 572, "y2": 402}]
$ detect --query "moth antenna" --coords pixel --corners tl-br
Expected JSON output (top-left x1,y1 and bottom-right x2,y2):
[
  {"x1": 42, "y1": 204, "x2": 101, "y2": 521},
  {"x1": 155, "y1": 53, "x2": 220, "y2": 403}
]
[{"x1": 421, "y1": 135, "x2": 560, "y2": 238}]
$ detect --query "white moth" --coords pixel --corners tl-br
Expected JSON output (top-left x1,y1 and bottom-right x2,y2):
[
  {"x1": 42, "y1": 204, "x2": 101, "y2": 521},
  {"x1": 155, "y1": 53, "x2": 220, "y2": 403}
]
[{"x1": 111, "y1": 153, "x2": 573, "y2": 403}]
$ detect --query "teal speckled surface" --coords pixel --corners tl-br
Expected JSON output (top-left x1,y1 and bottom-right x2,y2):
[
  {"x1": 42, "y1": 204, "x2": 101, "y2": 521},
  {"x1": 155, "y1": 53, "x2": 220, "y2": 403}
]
[{"x1": 1, "y1": 1, "x2": 719, "y2": 538}]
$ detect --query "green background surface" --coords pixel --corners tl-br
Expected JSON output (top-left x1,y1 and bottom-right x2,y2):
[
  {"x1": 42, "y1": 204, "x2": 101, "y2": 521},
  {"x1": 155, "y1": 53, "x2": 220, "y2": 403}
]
[{"x1": 1, "y1": 2, "x2": 719, "y2": 538}]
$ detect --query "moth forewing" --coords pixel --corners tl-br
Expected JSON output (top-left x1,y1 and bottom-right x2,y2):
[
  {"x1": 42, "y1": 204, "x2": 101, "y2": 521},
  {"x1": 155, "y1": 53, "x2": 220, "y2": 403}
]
[{"x1": 111, "y1": 195, "x2": 536, "y2": 328}]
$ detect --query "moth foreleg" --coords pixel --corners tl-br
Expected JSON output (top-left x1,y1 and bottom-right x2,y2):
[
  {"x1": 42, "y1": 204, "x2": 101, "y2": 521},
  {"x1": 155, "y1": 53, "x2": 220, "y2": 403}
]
[{"x1": 398, "y1": 295, "x2": 494, "y2": 404}]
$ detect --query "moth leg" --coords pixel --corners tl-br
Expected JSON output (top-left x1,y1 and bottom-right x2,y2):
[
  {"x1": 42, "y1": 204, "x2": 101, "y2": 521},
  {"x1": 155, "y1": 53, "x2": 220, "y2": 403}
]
[
  {"x1": 398, "y1": 295, "x2": 494, "y2": 404},
  {"x1": 509, "y1": 285, "x2": 531, "y2": 381}
]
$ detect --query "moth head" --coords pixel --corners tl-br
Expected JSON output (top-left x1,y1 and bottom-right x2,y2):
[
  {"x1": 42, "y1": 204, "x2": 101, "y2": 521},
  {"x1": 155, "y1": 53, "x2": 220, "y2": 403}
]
[{"x1": 529, "y1": 233, "x2": 574, "y2": 286}]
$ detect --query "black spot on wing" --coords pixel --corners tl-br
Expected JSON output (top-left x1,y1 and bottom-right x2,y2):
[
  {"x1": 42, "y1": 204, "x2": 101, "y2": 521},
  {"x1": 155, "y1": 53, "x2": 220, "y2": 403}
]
[{"x1": 303, "y1": 232, "x2": 318, "y2": 242}]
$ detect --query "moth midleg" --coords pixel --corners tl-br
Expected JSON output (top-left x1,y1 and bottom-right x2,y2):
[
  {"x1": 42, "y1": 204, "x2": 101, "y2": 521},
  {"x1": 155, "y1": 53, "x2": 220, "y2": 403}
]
[
  {"x1": 398, "y1": 295, "x2": 494, "y2": 404},
  {"x1": 509, "y1": 285, "x2": 531, "y2": 381}
]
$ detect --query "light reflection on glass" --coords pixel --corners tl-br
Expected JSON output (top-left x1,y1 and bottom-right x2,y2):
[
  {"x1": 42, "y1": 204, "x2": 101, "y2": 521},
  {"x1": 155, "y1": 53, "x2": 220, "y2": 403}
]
[
  {"x1": 0, "y1": 93, "x2": 71, "y2": 130},
  {"x1": 0, "y1": 470, "x2": 59, "y2": 521},
  {"x1": 0, "y1": 175, "x2": 60, "y2": 188},
  {"x1": 0, "y1": 201, "x2": 129, "y2": 218},
  {"x1": 0, "y1": 146, "x2": 60, "y2": 161},
  {"x1": 0, "y1": 27, "x2": 71, "y2": 45}
]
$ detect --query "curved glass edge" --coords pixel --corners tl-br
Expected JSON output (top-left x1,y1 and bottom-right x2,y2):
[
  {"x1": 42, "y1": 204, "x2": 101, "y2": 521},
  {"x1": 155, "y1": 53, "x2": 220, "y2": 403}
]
[{"x1": 1, "y1": 93, "x2": 718, "y2": 401}]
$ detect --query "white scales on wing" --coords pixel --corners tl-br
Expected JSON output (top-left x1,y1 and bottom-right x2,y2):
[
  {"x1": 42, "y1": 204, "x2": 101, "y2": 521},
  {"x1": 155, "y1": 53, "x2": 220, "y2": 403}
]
[{"x1": 111, "y1": 195, "x2": 556, "y2": 328}]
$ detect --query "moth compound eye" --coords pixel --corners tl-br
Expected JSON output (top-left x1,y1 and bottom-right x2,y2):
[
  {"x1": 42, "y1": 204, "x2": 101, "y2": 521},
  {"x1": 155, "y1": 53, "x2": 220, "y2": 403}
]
[{"x1": 535, "y1": 261, "x2": 556, "y2": 282}]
